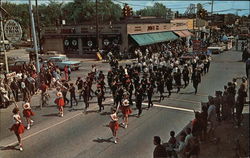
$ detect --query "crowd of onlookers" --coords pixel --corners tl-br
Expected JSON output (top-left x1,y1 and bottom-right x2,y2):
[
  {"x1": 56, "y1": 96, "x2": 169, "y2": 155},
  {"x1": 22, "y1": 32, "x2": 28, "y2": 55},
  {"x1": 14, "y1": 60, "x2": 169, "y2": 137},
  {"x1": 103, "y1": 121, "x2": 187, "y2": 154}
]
[{"x1": 153, "y1": 77, "x2": 248, "y2": 158}]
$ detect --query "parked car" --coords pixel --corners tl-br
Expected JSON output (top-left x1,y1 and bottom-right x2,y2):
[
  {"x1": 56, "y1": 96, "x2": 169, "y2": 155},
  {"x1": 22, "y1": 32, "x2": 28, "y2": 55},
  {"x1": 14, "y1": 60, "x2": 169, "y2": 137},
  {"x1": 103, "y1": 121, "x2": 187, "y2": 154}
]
[
  {"x1": 39, "y1": 51, "x2": 66, "y2": 62},
  {"x1": 8, "y1": 60, "x2": 27, "y2": 72},
  {"x1": 46, "y1": 56, "x2": 81, "y2": 70}
]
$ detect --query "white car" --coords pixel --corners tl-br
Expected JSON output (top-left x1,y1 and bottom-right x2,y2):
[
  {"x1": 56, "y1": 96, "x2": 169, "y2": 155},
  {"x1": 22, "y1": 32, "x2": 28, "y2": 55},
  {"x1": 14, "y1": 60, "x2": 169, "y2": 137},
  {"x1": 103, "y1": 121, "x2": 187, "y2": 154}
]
[{"x1": 207, "y1": 46, "x2": 224, "y2": 54}]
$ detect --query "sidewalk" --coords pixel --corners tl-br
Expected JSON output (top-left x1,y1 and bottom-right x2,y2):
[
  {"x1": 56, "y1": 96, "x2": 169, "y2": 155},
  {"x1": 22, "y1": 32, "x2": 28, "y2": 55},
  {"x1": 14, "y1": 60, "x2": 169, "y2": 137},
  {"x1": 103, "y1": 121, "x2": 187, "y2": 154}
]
[{"x1": 199, "y1": 113, "x2": 249, "y2": 158}]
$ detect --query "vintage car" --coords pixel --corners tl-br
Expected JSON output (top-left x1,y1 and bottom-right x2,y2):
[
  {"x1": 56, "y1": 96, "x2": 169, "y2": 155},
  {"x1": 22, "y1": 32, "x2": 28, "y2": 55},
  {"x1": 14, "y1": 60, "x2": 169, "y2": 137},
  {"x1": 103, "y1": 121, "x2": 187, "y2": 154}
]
[
  {"x1": 8, "y1": 60, "x2": 28, "y2": 72},
  {"x1": 207, "y1": 44, "x2": 224, "y2": 54},
  {"x1": 46, "y1": 56, "x2": 81, "y2": 70},
  {"x1": 39, "y1": 51, "x2": 66, "y2": 62}
]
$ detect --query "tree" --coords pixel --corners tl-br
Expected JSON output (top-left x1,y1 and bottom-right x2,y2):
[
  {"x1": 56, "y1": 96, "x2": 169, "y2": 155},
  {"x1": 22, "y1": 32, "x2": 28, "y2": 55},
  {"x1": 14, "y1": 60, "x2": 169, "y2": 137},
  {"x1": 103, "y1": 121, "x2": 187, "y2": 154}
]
[{"x1": 136, "y1": 3, "x2": 172, "y2": 18}]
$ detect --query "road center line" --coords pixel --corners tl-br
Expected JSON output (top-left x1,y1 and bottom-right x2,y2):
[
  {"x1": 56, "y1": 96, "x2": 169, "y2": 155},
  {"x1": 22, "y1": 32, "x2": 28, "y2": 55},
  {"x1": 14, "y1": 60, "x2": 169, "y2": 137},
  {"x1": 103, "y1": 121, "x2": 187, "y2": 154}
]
[
  {"x1": 168, "y1": 97, "x2": 201, "y2": 104},
  {"x1": 142, "y1": 103, "x2": 195, "y2": 113}
]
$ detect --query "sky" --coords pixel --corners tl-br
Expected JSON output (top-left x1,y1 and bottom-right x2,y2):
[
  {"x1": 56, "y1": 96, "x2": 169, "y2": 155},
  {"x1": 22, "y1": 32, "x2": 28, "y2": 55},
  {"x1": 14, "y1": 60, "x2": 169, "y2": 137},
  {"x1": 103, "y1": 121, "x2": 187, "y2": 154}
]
[{"x1": 3, "y1": 0, "x2": 250, "y2": 16}]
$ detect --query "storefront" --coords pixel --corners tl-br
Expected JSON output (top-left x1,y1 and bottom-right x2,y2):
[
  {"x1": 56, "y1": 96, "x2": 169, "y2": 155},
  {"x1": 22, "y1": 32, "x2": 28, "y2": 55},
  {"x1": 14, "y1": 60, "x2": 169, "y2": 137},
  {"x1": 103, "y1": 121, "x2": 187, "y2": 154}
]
[{"x1": 41, "y1": 17, "x2": 201, "y2": 58}]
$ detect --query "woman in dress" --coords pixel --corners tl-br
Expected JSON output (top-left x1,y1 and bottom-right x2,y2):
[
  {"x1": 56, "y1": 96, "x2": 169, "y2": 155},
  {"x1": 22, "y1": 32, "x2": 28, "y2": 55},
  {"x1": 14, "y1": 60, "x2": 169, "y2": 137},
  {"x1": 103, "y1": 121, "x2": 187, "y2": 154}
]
[
  {"x1": 120, "y1": 98, "x2": 132, "y2": 128},
  {"x1": 55, "y1": 92, "x2": 65, "y2": 117},
  {"x1": 109, "y1": 112, "x2": 119, "y2": 144},
  {"x1": 22, "y1": 102, "x2": 34, "y2": 130},
  {"x1": 9, "y1": 107, "x2": 25, "y2": 151}
]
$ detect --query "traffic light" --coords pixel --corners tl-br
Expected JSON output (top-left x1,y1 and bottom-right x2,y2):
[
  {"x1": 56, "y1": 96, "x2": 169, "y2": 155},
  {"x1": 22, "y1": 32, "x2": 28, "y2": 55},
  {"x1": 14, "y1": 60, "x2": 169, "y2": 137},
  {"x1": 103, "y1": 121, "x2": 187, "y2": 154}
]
[
  {"x1": 123, "y1": 4, "x2": 129, "y2": 17},
  {"x1": 122, "y1": 4, "x2": 133, "y2": 17},
  {"x1": 198, "y1": 9, "x2": 208, "y2": 19},
  {"x1": 127, "y1": 6, "x2": 133, "y2": 16}
]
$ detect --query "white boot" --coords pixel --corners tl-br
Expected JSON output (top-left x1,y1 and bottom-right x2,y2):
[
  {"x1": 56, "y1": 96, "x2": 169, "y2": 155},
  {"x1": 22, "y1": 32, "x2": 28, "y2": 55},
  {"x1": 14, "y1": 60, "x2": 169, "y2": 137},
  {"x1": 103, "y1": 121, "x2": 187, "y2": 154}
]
[
  {"x1": 27, "y1": 124, "x2": 30, "y2": 130},
  {"x1": 30, "y1": 120, "x2": 34, "y2": 125}
]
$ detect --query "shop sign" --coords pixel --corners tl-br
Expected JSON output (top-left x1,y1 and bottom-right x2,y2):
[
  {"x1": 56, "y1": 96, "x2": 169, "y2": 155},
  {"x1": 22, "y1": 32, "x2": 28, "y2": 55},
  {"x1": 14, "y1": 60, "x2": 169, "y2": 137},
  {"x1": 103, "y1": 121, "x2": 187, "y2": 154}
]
[
  {"x1": 4, "y1": 20, "x2": 22, "y2": 43},
  {"x1": 87, "y1": 41, "x2": 93, "y2": 47},
  {"x1": 72, "y1": 40, "x2": 78, "y2": 46},
  {"x1": 103, "y1": 39, "x2": 109, "y2": 46},
  {"x1": 64, "y1": 40, "x2": 70, "y2": 46}
]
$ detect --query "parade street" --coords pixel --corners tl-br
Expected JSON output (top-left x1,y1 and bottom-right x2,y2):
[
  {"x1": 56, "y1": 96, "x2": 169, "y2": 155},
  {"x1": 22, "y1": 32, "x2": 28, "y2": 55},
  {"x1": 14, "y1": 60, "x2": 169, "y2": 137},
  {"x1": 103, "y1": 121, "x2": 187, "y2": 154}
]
[{"x1": 0, "y1": 49, "x2": 248, "y2": 158}]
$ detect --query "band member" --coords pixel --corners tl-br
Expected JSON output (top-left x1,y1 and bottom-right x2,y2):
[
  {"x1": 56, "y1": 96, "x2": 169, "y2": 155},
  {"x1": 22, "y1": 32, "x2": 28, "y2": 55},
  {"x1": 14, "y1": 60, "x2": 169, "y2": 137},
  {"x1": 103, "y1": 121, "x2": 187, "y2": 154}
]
[
  {"x1": 22, "y1": 102, "x2": 34, "y2": 130},
  {"x1": 191, "y1": 68, "x2": 201, "y2": 94},
  {"x1": 166, "y1": 75, "x2": 173, "y2": 97},
  {"x1": 136, "y1": 86, "x2": 144, "y2": 117},
  {"x1": 55, "y1": 92, "x2": 65, "y2": 117},
  {"x1": 9, "y1": 107, "x2": 25, "y2": 151},
  {"x1": 81, "y1": 84, "x2": 90, "y2": 112},
  {"x1": 182, "y1": 65, "x2": 190, "y2": 87},
  {"x1": 120, "y1": 98, "x2": 132, "y2": 128},
  {"x1": 95, "y1": 85, "x2": 104, "y2": 112},
  {"x1": 174, "y1": 69, "x2": 182, "y2": 93},
  {"x1": 69, "y1": 83, "x2": 78, "y2": 108},
  {"x1": 109, "y1": 112, "x2": 119, "y2": 144},
  {"x1": 147, "y1": 84, "x2": 154, "y2": 109}
]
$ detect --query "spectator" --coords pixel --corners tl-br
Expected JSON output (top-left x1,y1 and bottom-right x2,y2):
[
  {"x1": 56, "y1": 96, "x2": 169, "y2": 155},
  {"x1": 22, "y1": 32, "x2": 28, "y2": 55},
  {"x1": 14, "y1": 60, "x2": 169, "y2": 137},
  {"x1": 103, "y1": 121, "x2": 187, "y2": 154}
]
[
  {"x1": 153, "y1": 136, "x2": 168, "y2": 158},
  {"x1": 174, "y1": 135, "x2": 186, "y2": 158},
  {"x1": 207, "y1": 97, "x2": 217, "y2": 139}
]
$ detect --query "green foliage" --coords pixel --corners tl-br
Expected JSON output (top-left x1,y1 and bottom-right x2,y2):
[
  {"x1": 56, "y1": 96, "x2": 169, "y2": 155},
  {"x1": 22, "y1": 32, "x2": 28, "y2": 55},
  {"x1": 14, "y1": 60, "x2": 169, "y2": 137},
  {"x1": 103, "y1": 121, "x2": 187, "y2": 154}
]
[
  {"x1": 136, "y1": 3, "x2": 171, "y2": 18},
  {"x1": 2, "y1": 0, "x2": 122, "y2": 29}
]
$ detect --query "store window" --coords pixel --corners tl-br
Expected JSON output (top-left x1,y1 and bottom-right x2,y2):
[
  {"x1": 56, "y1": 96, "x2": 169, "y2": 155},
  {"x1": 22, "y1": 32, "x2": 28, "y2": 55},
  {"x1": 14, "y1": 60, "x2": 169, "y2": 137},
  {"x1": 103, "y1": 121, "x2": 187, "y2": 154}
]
[{"x1": 63, "y1": 38, "x2": 78, "y2": 53}]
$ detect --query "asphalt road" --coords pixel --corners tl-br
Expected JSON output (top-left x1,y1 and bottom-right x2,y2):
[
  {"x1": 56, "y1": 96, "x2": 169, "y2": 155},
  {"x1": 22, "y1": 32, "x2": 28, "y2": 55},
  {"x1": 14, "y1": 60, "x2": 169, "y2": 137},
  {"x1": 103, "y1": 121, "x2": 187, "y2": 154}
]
[{"x1": 0, "y1": 49, "x2": 248, "y2": 158}]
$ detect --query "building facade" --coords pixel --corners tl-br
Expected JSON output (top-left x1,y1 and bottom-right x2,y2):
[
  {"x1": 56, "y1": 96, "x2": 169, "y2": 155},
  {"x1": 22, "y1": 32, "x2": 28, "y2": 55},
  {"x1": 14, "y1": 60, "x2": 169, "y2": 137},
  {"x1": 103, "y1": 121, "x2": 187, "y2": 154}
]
[{"x1": 42, "y1": 17, "x2": 201, "y2": 57}]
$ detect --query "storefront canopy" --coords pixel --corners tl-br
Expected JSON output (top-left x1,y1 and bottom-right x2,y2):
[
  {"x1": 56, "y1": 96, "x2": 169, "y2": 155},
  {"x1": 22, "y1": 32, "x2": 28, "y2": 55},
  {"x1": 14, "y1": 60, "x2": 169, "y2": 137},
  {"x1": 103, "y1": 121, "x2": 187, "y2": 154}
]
[
  {"x1": 130, "y1": 31, "x2": 178, "y2": 46},
  {"x1": 174, "y1": 30, "x2": 193, "y2": 37}
]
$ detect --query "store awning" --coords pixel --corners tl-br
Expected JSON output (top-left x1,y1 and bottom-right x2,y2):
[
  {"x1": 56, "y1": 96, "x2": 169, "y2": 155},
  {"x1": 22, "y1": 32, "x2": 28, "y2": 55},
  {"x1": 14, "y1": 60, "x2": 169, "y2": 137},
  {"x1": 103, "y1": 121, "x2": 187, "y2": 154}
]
[
  {"x1": 174, "y1": 30, "x2": 193, "y2": 37},
  {"x1": 182, "y1": 30, "x2": 193, "y2": 37},
  {"x1": 174, "y1": 31, "x2": 186, "y2": 37},
  {"x1": 130, "y1": 31, "x2": 178, "y2": 46}
]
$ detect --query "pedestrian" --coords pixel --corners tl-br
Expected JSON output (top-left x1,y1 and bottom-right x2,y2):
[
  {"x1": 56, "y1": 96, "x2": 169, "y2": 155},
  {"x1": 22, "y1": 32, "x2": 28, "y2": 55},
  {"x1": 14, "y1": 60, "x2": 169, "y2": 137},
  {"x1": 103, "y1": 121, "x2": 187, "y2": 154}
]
[
  {"x1": 9, "y1": 107, "x2": 25, "y2": 151},
  {"x1": 153, "y1": 136, "x2": 168, "y2": 158},
  {"x1": 235, "y1": 84, "x2": 247, "y2": 128},
  {"x1": 55, "y1": 92, "x2": 65, "y2": 117},
  {"x1": 120, "y1": 98, "x2": 132, "y2": 128},
  {"x1": 109, "y1": 112, "x2": 119, "y2": 144},
  {"x1": 22, "y1": 102, "x2": 34, "y2": 130},
  {"x1": 69, "y1": 83, "x2": 78, "y2": 108},
  {"x1": 207, "y1": 97, "x2": 217, "y2": 139},
  {"x1": 95, "y1": 85, "x2": 104, "y2": 112}
]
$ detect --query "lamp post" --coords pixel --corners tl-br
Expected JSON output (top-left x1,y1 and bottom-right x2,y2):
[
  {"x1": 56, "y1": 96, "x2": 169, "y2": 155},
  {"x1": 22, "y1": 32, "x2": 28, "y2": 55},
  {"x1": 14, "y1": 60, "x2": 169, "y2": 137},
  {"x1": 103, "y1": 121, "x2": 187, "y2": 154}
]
[
  {"x1": 95, "y1": 0, "x2": 99, "y2": 51},
  {"x1": 0, "y1": 0, "x2": 8, "y2": 73},
  {"x1": 29, "y1": 0, "x2": 40, "y2": 73}
]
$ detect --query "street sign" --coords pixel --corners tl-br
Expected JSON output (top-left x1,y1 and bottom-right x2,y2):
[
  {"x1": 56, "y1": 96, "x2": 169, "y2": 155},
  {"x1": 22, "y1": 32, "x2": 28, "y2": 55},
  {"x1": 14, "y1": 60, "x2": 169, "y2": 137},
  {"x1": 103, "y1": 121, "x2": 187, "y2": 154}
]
[
  {"x1": 4, "y1": 20, "x2": 22, "y2": 43},
  {"x1": 103, "y1": 39, "x2": 109, "y2": 46}
]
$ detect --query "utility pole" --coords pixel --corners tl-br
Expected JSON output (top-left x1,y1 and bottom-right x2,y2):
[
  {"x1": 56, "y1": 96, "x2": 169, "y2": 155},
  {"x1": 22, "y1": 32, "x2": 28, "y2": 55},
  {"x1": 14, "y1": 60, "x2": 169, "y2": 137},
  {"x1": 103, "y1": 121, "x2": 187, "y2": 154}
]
[
  {"x1": 0, "y1": 0, "x2": 9, "y2": 73},
  {"x1": 95, "y1": 0, "x2": 99, "y2": 51},
  {"x1": 35, "y1": 0, "x2": 42, "y2": 53},
  {"x1": 209, "y1": 0, "x2": 214, "y2": 40},
  {"x1": 29, "y1": 0, "x2": 40, "y2": 73}
]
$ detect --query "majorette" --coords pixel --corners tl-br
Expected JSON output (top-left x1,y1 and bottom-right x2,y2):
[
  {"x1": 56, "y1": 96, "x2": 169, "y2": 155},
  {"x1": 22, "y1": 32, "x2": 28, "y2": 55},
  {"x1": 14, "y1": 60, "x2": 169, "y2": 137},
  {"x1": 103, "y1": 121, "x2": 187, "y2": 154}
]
[
  {"x1": 9, "y1": 107, "x2": 25, "y2": 151},
  {"x1": 109, "y1": 112, "x2": 119, "y2": 144},
  {"x1": 55, "y1": 91, "x2": 65, "y2": 117},
  {"x1": 120, "y1": 98, "x2": 132, "y2": 129},
  {"x1": 22, "y1": 102, "x2": 34, "y2": 130}
]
